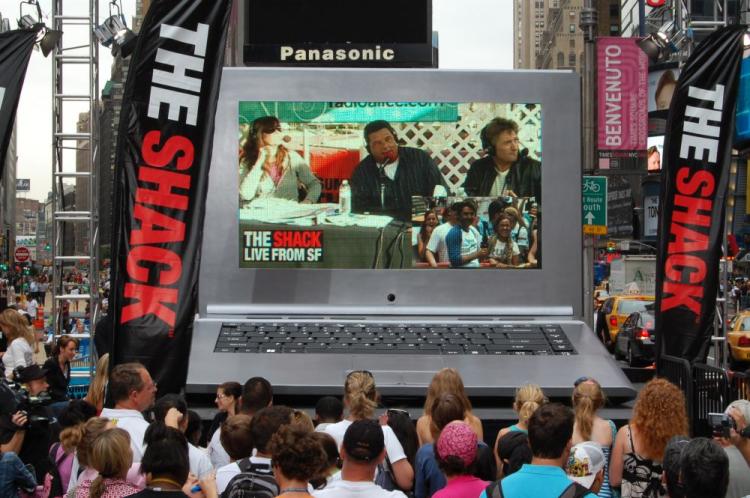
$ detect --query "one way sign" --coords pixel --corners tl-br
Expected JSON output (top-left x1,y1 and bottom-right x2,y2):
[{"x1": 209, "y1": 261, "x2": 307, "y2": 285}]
[{"x1": 582, "y1": 176, "x2": 607, "y2": 235}]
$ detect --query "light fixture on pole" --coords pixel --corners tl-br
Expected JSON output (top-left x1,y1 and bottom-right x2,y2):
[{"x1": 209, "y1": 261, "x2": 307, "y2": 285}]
[
  {"x1": 637, "y1": 21, "x2": 687, "y2": 62},
  {"x1": 17, "y1": 0, "x2": 62, "y2": 57},
  {"x1": 94, "y1": 1, "x2": 137, "y2": 58}
]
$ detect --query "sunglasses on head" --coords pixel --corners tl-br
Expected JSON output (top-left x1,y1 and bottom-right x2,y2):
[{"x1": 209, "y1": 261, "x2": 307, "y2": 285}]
[
  {"x1": 574, "y1": 376, "x2": 591, "y2": 387},
  {"x1": 386, "y1": 408, "x2": 411, "y2": 418}
]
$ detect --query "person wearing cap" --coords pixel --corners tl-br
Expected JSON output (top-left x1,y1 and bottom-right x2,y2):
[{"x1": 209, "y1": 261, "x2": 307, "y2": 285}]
[
  {"x1": 432, "y1": 421, "x2": 490, "y2": 498},
  {"x1": 565, "y1": 442, "x2": 606, "y2": 495},
  {"x1": 313, "y1": 419, "x2": 407, "y2": 498},
  {"x1": 0, "y1": 364, "x2": 59, "y2": 481},
  {"x1": 480, "y1": 403, "x2": 596, "y2": 498}
]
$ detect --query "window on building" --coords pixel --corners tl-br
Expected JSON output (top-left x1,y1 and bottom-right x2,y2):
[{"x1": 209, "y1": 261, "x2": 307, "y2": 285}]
[
  {"x1": 569, "y1": 52, "x2": 576, "y2": 66},
  {"x1": 569, "y1": 38, "x2": 575, "y2": 48},
  {"x1": 557, "y1": 52, "x2": 564, "y2": 67}
]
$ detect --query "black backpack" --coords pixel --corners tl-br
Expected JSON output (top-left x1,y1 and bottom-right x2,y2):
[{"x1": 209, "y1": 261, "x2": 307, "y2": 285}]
[
  {"x1": 484, "y1": 479, "x2": 592, "y2": 498},
  {"x1": 221, "y1": 459, "x2": 278, "y2": 498}
]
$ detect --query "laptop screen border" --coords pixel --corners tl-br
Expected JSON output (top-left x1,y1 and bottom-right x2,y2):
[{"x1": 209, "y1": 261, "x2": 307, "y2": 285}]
[{"x1": 199, "y1": 68, "x2": 583, "y2": 317}]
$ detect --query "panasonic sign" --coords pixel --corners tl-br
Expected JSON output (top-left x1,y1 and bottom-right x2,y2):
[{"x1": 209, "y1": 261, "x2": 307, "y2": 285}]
[{"x1": 280, "y1": 45, "x2": 396, "y2": 62}]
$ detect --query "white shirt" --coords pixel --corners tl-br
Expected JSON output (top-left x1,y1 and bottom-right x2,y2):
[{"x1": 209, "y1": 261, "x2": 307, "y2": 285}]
[
  {"x1": 216, "y1": 455, "x2": 272, "y2": 494},
  {"x1": 426, "y1": 222, "x2": 454, "y2": 263},
  {"x1": 208, "y1": 426, "x2": 231, "y2": 469},
  {"x1": 323, "y1": 420, "x2": 407, "y2": 464},
  {"x1": 3, "y1": 338, "x2": 33, "y2": 379},
  {"x1": 189, "y1": 442, "x2": 214, "y2": 479},
  {"x1": 376, "y1": 159, "x2": 399, "y2": 181},
  {"x1": 489, "y1": 169, "x2": 511, "y2": 197},
  {"x1": 458, "y1": 225, "x2": 482, "y2": 268},
  {"x1": 100, "y1": 407, "x2": 149, "y2": 462},
  {"x1": 26, "y1": 299, "x2": 38, "y2": 318},
  {"x1": 490, "y1": 239, "x2": 520, "y2": 261},
  {"x1": 312, "y1": 479, "x2": 407, "y2": 498}
]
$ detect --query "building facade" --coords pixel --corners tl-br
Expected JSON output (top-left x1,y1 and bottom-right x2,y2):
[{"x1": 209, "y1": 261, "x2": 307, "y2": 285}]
[{"x1": 515, "y1": 0, "x2": 621, "y2": 71}]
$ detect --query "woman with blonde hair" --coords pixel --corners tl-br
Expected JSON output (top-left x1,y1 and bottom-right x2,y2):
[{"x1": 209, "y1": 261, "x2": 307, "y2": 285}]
[
  {"x1": 66, "y1": 417, "x2": 144, "y2": 497},
  {"x1": 492, "y1": 384, "x2": 546, "y2": 471},
  {"x1": 1, "y1": 308, "x2": 37, "y2": 380},
  {"x1": 84, "y1": 354, "x2": 110, "y2": 414},
  {"x1": 75, "y1": 428, "x2": 139, "y2": 498},
  {"x1": 323, "y1": 370, "x2": 414, "y2": 491},
  {"x1": 416, "y1": 368, "x2": 483, "y2": 445},
  {"x1": 572, "y1": 378, "x2": 615, "y2": 498},
  {"x1": 610, "y1": 378, "x2": 689, "y2": 498}
]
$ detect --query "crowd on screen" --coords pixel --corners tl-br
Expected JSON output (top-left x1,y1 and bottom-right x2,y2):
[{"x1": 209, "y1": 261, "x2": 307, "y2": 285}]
[
  {"x1": 1, "y1": 359, "x2": 750, "y2": 498},
  {"x1": 415, "y1": 197, "x2": 539, "y2": 269}
]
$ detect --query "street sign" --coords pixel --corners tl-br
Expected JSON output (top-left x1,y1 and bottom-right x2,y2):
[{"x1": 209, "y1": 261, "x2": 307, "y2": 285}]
[
  {"x1": 14, "y1": 246, "x2": 30, "y2": 263},
  {"x1": 15, "y1": 178, "x2": 30, "y2": 191},
  {"x1": 582, "y1": 175, "x2": 607, "y2": 235}
]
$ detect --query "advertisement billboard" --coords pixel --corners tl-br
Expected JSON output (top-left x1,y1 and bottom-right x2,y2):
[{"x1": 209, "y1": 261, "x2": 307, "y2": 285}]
[{"x1": 597, "y1": 37, "x2": 648, "y2": 171}]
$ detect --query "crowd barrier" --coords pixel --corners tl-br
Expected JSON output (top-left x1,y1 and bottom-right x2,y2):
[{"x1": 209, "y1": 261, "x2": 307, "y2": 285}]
[{"x1": 659, "y1": 355, "x2": 744, "y2": 437}]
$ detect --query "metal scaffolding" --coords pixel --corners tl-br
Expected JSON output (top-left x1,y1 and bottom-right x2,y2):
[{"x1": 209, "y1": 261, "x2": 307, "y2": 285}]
[{"x1": 51, "y1": 0, "x2": 99, "y2": 340}]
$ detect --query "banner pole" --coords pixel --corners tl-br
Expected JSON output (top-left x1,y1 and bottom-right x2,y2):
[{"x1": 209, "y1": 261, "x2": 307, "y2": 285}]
[{"x1": 581, "y1": 0, "x2": 598, "y2": 326}]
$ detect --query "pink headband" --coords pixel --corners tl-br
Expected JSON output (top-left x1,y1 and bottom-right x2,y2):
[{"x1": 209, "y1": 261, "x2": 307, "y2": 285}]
[{"x1": 436, "y1": 421, "x2": 477, "y2": 467}]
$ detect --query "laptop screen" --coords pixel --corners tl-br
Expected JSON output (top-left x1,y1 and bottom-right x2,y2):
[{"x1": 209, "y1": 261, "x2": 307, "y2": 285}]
[
  {"x1": 200, "y1": 69, "x2": 581, "y2": 315},
  {"x1": 237, "y1": 101, "x2": 542, "y2": 270}
]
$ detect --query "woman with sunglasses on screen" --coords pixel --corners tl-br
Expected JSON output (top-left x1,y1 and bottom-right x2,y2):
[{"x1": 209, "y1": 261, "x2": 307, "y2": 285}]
[
  {"x1": 239, "y1": 116, "x2": 321, "y2": 204},
  {"x1": 323, "y1": 370, "x2": 415, "y2": 492}
]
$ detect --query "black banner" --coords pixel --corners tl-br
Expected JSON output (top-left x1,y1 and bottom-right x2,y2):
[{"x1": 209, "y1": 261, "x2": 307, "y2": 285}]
[
  {"x1": 0, "y1": 29, "x2": 38, "y2": 178},
  {"x1": 109, "y1": 0, "x2": 232, "y2": 392},
  {"x1": 655, "y1": 26, "x2": 746, "y2": 365}
]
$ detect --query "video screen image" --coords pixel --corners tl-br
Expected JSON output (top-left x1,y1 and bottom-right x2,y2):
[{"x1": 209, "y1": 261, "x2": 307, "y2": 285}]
[{"x1": 238, "y1": 101, "x2": 542, "y2": 269}]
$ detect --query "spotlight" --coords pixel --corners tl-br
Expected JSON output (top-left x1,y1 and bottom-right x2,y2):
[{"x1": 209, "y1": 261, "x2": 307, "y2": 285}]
[
  {"x1": 94, "y1": 1, "x2": 137, "y2": 58},
  {"x1": 39, "y1": 28, "x2": 62, "y2": 57},
  {"x1": 18, "y1": 14, "x2": 36, "y2": 29},
  {"x1": 17, "y1": 1, "x2": 58, "y2": 58},
  {"x1": 637, "y1": 32, "x2": 671, "y2": 61}
]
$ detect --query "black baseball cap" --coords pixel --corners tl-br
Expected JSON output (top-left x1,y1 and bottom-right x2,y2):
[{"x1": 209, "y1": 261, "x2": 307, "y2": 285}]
[
  {"x1": 15, "y1": 364, "x2": 48, "y2": 383},
  {"x1": 343, "y1": 419, "x2": 384, "y2": 462}
]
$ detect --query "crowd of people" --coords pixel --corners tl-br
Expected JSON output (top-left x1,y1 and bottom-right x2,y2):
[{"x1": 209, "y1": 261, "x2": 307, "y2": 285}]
[
  {"x1": 1, "y1": 362, "x2": 750, "y2": 498},
  {"x1": 415, "y1": 197, "x2": 539, "y2": 269}
]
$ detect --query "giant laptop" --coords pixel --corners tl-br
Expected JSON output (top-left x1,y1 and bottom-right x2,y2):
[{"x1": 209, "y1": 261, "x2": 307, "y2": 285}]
[{"x1": 185, "y1": 68, "x2": 635, "y2": 399}]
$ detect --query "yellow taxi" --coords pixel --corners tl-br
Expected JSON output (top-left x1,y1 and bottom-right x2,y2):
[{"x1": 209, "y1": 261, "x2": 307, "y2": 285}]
[
  {"x1": 728, "y1": 311, "x2": 750, "y2": 369},
  {"x1": 595, "y1": 295, "x2": 655, "y2": 349}
]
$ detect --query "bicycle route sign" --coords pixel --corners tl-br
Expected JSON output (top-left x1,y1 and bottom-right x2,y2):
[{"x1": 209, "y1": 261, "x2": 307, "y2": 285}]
[{"x1": 582, "y1": 175, "x2": 607, "y2": 235}]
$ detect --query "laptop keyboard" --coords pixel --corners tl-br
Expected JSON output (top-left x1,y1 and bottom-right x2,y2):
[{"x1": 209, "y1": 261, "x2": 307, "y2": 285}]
[{"x1": 214, "y1": 323, "x2": 576, "y2": 355}]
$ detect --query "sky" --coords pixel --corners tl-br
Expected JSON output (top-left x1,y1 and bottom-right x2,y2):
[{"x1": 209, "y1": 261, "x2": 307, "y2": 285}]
[{"x1": 0, "y1": 0, "x2": 513, "y2": 202}]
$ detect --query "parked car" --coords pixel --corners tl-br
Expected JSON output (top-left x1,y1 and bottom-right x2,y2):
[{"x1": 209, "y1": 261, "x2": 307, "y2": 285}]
[
  {"x1": 595, "y1": 295, "x2": 655, "y2": 351},
  {"x1": 614, "y1": 310, "x2": 656, "y2": 367},
  {"x1": 728, "y1": 311, "x2": 750, "y2": 369}
]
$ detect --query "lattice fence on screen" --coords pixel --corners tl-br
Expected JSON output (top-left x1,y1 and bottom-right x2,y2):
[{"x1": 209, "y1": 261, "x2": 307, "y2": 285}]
[{"x1": 393, "y1": 103, "x2": 542, "y2": 192}]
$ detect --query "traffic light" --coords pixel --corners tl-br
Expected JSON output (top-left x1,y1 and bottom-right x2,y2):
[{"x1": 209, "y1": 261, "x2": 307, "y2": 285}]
[
  {"x1": 22, "y1": 266, "x2": 30, "y2": 276},
  {"x1": 606, "y1": 242, "x2": 616, "y2": 252}
]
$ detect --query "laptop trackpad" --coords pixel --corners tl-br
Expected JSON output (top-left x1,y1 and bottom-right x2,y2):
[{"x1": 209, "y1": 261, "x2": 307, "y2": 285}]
[{"x1": 352, "y1": 357, "x2": 444, "y2": 386}]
